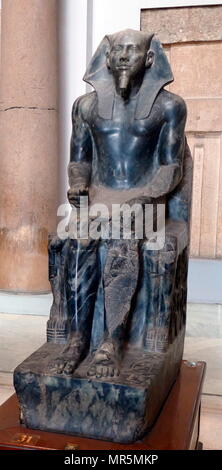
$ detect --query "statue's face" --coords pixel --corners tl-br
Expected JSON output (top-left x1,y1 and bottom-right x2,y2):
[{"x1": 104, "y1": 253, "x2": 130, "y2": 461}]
[{"x1": 107, "y1": 32, "x2": 150, "y2": 80}]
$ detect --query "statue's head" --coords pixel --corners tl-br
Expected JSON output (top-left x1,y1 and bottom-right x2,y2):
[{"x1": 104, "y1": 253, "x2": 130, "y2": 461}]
[
  {"x1": 83, "y1": 29, "x2": 174, "y2": 120},
  {"x1": 106, "y1": 30, "x2": 154, "y2": 97}
]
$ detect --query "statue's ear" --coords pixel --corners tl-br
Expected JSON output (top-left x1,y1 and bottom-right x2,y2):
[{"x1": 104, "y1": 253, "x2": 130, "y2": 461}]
[
  {"x1": 106, "y1": 51, "x2": 111, "y2": 69},
  {"x1": 145, "y1": 50, "x2": 154, "y2": 68}
]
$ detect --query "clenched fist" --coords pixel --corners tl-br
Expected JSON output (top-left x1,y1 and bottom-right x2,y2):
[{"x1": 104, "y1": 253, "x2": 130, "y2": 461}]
[{"x1": 67, "y1": 186, "x2": 88, "y2": 208}]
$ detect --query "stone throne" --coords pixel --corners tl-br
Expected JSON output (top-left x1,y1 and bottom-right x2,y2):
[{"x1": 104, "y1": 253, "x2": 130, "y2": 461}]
[{"x1": 14, "y1": 30, "x2": 193, "y2": 444}]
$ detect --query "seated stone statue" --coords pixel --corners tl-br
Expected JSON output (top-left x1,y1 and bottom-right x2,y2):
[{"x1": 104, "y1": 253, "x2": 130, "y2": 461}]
[{"x1": 14, "y1": 29, "x2": 193, "y2": 443}]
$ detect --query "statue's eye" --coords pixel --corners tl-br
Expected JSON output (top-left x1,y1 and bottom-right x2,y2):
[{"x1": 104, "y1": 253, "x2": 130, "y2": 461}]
[
  {"x1": 112, "y1": 46, "x2": 122, "y2": 52},
  {"x1": 128, "y1": 45, "x2": 139, "y2": 51}
]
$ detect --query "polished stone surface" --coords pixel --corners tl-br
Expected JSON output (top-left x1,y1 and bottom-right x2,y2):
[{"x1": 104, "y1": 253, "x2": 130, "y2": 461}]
[
  {"x1": 46, "y1": 30, "x2": 191, "y2": 369},
  {"x1": 18, "y1": 29, "x2": 192, "y2": 442}
]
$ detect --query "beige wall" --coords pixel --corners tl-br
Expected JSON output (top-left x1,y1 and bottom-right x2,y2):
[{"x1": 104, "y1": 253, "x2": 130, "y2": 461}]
[{"x1": 142, "y1": 5, "x2": 222, "y2": 259}]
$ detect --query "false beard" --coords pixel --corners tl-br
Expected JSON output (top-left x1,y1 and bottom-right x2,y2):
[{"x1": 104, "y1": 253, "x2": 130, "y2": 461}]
[{"x1": 118, "y1": 70, "x2": 131, "y2": 100}]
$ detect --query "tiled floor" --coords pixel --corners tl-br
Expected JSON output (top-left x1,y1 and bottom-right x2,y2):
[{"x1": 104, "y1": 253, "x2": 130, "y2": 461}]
[
  {"x1": 183, "y1": 304, "x2": 222, "y2": 450},
  {"x1": 0, "y1": 304, "x2": 221, "y2": 449},
  {"x1": 0, "y1": 385, "x2": 13, "y2": 406},
  {"x1": 0, "y1": 314, "x2": 47, "y2": 372},
  {"x1": 184, "y1": 303, "x2": 222, "y2": 396},
  {"x1": 199, "y1": 394, "x2": 222, "y2": 450},
  {"x1": 0, "y1": 313, "x2": 47, "y2": 406}
]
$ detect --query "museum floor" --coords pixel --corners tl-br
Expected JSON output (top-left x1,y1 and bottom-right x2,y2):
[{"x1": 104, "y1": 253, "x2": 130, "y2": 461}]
[{"x1": 0, "y1": 303, "x2": 221, "y2": 450}]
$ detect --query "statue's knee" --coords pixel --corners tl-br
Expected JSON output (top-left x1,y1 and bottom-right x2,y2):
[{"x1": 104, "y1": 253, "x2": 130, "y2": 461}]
[
  {"x1": 164, "y1": 234, "x2": 177, "y2": 253},
  {"x1": 48, "y1": 234, "x2": 67, "y2": 254},
  {"x1": 141, "y1": 236, "x2": 177, "y2": 274},
  {"x1": 48, "y1": 236, "x2": 68, "y2": 280}
]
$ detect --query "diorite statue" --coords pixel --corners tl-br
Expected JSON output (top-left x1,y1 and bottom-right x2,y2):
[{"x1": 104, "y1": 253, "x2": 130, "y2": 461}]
[{"x1": 14, "y1": 29, "x2": 193, "y2": 443}]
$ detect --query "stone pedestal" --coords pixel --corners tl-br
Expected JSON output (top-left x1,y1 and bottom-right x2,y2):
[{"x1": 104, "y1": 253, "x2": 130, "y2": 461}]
[
  {"x1": 0, "y1": 361, "x2": 206, "y2": 450},
  {"x1": 14, "y1": 332, "x2": 184, "y2": 443}
]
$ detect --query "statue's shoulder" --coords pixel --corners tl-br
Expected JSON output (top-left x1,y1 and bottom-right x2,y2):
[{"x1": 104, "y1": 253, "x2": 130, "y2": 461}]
[
  {"x1": 72, "y1": 91, "x2": 97, "y2": 121},
  {"x1": 157, "y1": 89, "x2": 187, "y2": 121}
]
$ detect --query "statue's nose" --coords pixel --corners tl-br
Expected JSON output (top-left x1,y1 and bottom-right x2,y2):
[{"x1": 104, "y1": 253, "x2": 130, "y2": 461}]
[{"x1": 119, "y1": 54, "x2": 129, "y2": 63}]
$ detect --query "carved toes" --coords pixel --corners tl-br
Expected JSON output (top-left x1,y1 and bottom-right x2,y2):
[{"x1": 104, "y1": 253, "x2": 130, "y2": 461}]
[
  {"x1": 87, "y1": 364, "x2": 120, "y2": 379},
  {"x1": 50, "y1": 358, "x2": 66, "y2": 374},
  {"x1": 63, "y1": 360, "x2": 77, "y2": 376},
  {"x1": 50, "y1": 357, "x2": 77, "y2": 375}
]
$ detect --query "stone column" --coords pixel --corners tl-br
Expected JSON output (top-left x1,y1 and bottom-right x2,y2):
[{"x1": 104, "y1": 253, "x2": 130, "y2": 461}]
[{"x1": 0, "y1": 0, "x2": 58, "y2": 292}]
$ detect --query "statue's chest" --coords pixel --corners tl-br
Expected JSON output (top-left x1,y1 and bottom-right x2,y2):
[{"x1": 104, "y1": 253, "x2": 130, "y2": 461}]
[
  {"x1": 91, "y1": 114, "x2": 161, "y2": 140},
  {"x1": 89, "y1": 100, "x2": 163, "y2": 143}
]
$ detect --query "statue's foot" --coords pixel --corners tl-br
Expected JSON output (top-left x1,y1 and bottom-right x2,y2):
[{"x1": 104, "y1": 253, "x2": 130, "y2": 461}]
[
  {"x1": 50, "y1": 333, "x2": 86, "y2": 376},
  {"x1": 53, "y1": 357, "x2": 79, "y2": 375},
  {"x1": 87, "y1": 340, "x2": 120, "y2": 378}
]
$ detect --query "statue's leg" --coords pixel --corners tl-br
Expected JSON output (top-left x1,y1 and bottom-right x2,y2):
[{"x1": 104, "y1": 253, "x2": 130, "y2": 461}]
[
  {"x1": 51, "y1": 238, "x2": 100, "y2": 375},
  {"x1": 141, "y1": 235, "x2": 178, "y2": 352},
  {"x1": 169, "y1": 246, "x2": 189, "y2": 342},
  {"x1": 88, "y1": 238, "x2": 139, "y2": 378},
  {"x1": 47, "y1": 236, "x2": 69, "y2": 344}
]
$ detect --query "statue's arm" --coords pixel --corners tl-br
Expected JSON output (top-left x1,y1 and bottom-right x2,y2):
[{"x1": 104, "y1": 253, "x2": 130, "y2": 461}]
[
  {"x1": 68, "y1": 96, "x2": 92, "y2": 207},
  {"x1": 148, "y1": 96, "x2": 187, "y2": 198}
]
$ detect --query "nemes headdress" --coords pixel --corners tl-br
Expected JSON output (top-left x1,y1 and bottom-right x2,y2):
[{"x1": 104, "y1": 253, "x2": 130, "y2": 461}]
[{"x1": 83, "y1": 29, "x2": 173, "y2": 120}]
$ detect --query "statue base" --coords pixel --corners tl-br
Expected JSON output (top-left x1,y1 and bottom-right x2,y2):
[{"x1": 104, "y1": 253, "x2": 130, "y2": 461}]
[
  {"x1": 14, "y1": 332, "x2": 185, "y2": 444},
  {"x1": 2, "y1": 359, "x2": 206, "y2": 450}
]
